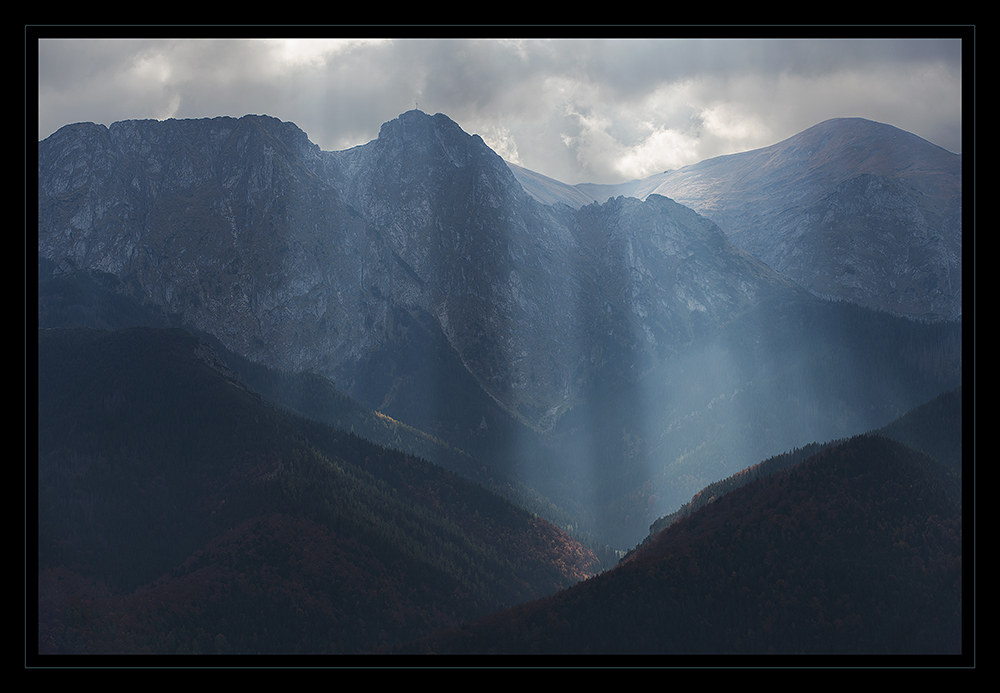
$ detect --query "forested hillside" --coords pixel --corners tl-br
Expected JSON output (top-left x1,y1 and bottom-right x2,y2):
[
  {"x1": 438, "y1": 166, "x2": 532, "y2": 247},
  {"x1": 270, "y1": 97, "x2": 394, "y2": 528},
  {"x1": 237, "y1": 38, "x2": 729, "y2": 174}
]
[
  {"x1": 628, "y1": 384, "x2": 963, "y2": 560},
  {"x1": 36, "y1": 326, "x2": 600, "y2": 654},
  {"x1": 398, "y1": 434, "x2": 963, "y2": 655}
]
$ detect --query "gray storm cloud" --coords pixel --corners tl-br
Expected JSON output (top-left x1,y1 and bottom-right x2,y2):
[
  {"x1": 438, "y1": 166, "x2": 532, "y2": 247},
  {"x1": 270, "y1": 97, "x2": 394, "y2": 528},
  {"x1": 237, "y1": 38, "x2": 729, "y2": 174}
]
[{"x1": 37, "y1": 37, "x2": 963, "y2": 186}]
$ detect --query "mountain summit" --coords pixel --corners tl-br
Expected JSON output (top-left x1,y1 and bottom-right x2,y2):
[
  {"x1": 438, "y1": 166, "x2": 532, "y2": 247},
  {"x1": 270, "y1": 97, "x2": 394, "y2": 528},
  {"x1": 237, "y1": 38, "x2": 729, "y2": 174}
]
[
  {"x1": 37, "y1": 110, "x2": 806, "y2": 432},
  {"x1": 510, "y1": 117, "x2": 962, "y2": 320}
]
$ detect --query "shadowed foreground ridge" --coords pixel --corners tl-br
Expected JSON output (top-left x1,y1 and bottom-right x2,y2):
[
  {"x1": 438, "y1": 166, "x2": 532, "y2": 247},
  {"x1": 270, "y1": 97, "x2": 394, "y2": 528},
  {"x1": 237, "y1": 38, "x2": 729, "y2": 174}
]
[
  {"x1": 398, "y1": 433, "x2": 962, "y2": 655},
  {"x1": 37, "y1": 326, "x2": 600, "y2": 655}
]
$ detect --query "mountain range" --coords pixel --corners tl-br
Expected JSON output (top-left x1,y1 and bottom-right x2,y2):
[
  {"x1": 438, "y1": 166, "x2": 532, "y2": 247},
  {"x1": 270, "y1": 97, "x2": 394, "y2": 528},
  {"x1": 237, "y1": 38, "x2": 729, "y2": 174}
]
[
  {"x1": 509, "y1": 116, "x2": 962, "y2": 322},
  {"x1": 34, "y1": 109, "x2": 967, "y2": 657},
  {"x1": 38, "y1": 111, "x2": 814, "y2": 433}
]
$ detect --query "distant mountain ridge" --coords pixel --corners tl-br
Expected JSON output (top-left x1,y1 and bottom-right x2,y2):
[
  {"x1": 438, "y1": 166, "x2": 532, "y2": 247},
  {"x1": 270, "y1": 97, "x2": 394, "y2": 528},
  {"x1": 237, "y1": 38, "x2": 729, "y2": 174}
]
[
  {"x1": 508, "y1": 117, "x2": 962, "y2": 321},
  {"x1": 37, "y1": 110, "x2": 963, "y2": 550},
  {"x1": 37, "y1": 110, "x2": 808, "y2": 434}
]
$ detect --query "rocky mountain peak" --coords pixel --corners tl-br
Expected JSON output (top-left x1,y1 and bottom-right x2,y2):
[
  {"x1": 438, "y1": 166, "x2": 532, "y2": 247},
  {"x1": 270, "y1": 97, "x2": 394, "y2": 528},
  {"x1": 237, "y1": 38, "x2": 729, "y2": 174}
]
[
  {"x1": 39, "y1": 109, "x2": 932, "y2": 434},
  {"x1": 344, "y1": 109, "x2": 523, "y2": 205},
  {"x1": 511, "y1": 116, "x2": 962, "y2": 321}
]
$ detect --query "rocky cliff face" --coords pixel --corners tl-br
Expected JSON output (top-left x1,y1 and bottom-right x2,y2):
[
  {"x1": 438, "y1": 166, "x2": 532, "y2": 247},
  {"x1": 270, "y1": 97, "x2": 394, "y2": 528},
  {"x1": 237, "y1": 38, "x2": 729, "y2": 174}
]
[
  {"x1": 320, "y1": 111, "x2": 585, "y2": 425},
  {"x1": 511, "y1": 117, "x2": 963, "y2": 321},
  {"x1": 756, "y1": 172, "x2": 962, "y2": 320},
  {"x1": 37, "y1": 110, "x2": 808, "y2": 432},
  {"x1": 37, "y1": 115, "x2": 372, "y2": 375}
]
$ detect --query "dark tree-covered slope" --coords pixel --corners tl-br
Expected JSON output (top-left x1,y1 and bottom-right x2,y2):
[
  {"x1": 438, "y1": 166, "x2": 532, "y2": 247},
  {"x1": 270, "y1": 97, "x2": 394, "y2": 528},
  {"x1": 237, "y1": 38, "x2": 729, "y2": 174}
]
[
  {"x1": 628, "y1": 386, "x2": 963, "y2": 561},
  {"x1": 36, "y1": 326, "x2": 600, "y2": 655},
  {"x1": 876, "y1": 387, "x2": 963, "y2": 473},
  {"x1": 398, "y1": 434, "x2": 963, "y2": 656}
]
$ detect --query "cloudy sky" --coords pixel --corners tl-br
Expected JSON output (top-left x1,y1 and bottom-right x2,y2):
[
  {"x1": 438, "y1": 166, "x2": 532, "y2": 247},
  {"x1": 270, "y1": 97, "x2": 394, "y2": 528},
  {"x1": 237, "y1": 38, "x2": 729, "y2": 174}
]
[{"x1": 36, "y1": 34, "x2": 965, "y2": 185}]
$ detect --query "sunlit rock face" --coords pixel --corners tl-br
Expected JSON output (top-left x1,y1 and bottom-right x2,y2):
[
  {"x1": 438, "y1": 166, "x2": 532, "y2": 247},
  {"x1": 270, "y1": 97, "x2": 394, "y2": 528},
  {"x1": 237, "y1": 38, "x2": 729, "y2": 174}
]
[
  {"x1": 511, "y1": 117, "x2": 963, "y2": 322},
  {"x1": 755, "y1": 172, "x2": 962, "y2": 321},
  {"x1": 37, "y1": 110, "x2": 807, "y2": 431},
  {"x1": 679, "y1": 118, "x2": 964, "y2": 322}
]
